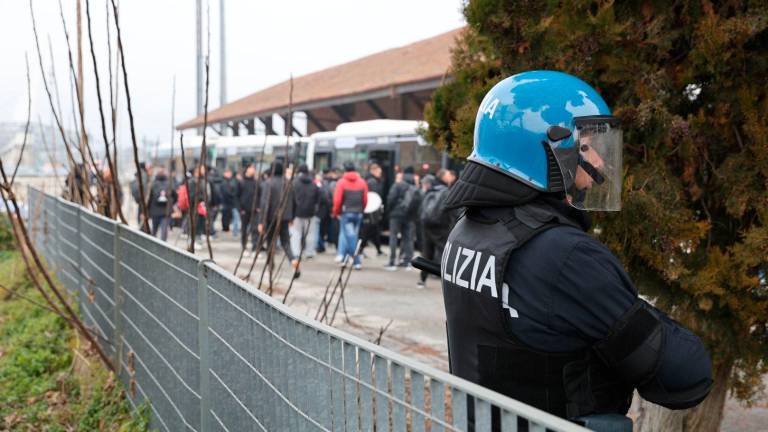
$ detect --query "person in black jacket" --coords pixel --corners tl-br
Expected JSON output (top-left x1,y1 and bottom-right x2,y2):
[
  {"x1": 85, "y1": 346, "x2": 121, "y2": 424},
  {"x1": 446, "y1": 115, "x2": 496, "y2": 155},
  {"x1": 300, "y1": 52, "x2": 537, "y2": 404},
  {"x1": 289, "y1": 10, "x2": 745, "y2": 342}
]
[
  {"x1": 417, "y1": 169, "x2": 456, "y2": 288},
  {"x1": 438, "y1": 71, "x2": 711, "y2": 428},
  {"x1": 316, "y1": 168, "x2": 339, "y2": 253},
  {"x1": 360, "y1": 163, "x2": 384, "y2": 257},
  {"x1": 187, "y1": 165, "x2": 216, "y2": 247},
  {"x1": 147, "y1": 167, "x2": 176, "y2": 241},
  {"x1": 385, "y1": 170, "x2": 417, "y2": 270},
  {"x1": 258, "y1": 161, "x2": 298, "y2": 270},
  {"x1": 130, "y1": 162, "x2": 150, "y2": 225},
  {"x1": 290, "y1": 164, "x2": 320, "y2": 259},
  {"x1": 219, "y1": 168, "x2": 238, "y2": 233},
  {"x1": 237, "y1": 164, "x2": 260, "y2": 253}
]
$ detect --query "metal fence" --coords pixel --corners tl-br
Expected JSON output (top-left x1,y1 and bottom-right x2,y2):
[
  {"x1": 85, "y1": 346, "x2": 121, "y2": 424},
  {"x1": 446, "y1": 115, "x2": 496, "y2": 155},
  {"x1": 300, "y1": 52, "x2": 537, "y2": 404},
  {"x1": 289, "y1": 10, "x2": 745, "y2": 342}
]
[{"x1": 25, "y1": 187, "x2": 588, "y2": 432}]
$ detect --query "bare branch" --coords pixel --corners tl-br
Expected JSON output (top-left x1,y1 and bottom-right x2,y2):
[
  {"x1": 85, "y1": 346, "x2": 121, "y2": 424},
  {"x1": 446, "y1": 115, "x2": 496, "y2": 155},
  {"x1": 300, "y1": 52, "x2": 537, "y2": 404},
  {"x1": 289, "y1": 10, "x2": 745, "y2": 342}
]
[
  {"x1": 200, "y1": 5, "x2": 213, "y2": 260},
  {"x1": 178, "y1": 133, "x2": 195, "y2": 253},
  {"x1": 110, "y1": 0, "x2": 150, "y2": 232},
  {"x1": 10, "y1": 54, "x2": 32, "y2": 187},
  {"x1": 30, "y1": 0, "x2": 93, "y2": 208},
  {"x1": 84, "y1": 0, "x2": 125, "y2": 221},
  {"x1": 0, "y1": 161, "x2": 113, "y2": 371}
]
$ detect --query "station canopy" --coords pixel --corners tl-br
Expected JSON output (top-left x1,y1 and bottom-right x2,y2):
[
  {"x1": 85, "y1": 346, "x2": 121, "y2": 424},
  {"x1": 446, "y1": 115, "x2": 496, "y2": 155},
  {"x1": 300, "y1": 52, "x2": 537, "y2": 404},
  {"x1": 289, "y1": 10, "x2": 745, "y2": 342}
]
[{"x1": 176, "y1": 27, "x2": 463, "y2": 135}]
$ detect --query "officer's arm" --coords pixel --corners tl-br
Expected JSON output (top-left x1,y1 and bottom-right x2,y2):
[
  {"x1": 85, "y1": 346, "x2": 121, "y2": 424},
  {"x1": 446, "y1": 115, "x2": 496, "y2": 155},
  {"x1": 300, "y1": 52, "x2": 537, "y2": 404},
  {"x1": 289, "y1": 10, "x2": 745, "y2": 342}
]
[{"x1": 554, "y1": 240, "x2": 713, "y2": 409}]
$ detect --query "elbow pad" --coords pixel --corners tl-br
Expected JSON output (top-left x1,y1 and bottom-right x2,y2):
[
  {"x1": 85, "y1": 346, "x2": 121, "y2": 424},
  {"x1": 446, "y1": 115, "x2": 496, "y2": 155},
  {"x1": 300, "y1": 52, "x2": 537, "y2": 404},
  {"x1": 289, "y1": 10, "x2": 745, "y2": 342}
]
[
  {"x1": 593, "y1": 300, "x2": 714, "y2": 410},
  {"x1": 592, "y1": 300, "x2": 664, "y2": 385},
  {"x1": 636, "y1": 375, "x2": 713, "y2": 410}
]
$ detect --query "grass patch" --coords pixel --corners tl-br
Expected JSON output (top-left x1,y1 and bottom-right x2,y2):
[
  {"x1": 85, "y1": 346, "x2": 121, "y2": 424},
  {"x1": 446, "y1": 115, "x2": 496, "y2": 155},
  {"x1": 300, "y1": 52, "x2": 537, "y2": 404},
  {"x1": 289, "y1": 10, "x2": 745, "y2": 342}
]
[{"x1": 0, "y1": 251, "x2": 149, "y2": 431}]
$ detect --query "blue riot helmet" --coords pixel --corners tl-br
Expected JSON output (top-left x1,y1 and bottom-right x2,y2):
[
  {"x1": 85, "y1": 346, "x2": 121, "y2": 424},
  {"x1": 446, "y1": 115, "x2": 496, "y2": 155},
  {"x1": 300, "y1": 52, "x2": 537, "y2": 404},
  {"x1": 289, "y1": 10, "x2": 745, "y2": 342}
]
[{"x1": 471, "y1": 71, "x2": 623, "y2": 211}]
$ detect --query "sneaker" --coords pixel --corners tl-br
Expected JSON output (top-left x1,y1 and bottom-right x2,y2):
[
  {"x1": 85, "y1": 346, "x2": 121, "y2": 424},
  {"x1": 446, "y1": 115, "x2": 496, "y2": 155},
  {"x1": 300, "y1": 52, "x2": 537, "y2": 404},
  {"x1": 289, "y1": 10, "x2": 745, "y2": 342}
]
[
  {"x1": 416, "y1": 281, "x2": 426, "y2": 289},
  {"x1": 384, "y1": 265, "x2": 397, "y2": 272},
  {"x1": 397, "y1": 261, "x2": 410, "y2": 268},
  {"x1": 334, "y1": 255, "x2": 344, "y2": 264},
  {"x1": 353, "y1": 264, "x2": 362, "y2": 270},
  {"x1": 243, "y1": 250, "x2": 253, "y2": 258}
]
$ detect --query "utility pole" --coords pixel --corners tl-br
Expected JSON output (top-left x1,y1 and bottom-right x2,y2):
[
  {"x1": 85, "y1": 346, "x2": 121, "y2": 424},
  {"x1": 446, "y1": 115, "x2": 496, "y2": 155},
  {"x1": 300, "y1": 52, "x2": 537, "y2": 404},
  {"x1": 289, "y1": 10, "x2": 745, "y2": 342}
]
[
  {"x1": 76, "y1": 0, "x2": 87, "y2": 157},
  {"x1": 196, "y1": 0, "x2": 203, "y2": 134},
  {"x1": 219, "y1": 0, "x2": 226, "y2": 108}
]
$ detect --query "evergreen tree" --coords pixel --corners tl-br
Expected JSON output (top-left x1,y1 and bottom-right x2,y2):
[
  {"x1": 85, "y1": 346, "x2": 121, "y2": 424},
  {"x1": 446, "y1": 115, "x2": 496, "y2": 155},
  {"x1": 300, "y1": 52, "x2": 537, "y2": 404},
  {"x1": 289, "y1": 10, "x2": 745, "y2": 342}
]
[{"x1": 425, "y1": 1, "x2": 768, "y2": 429}]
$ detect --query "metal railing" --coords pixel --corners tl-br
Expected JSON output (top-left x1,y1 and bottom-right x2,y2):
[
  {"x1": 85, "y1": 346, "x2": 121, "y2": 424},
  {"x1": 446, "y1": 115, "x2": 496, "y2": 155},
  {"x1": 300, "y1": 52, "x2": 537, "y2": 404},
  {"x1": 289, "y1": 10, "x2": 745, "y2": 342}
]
[{"x1": 25, "y1": 187, "x2": 588, "y2": 432}]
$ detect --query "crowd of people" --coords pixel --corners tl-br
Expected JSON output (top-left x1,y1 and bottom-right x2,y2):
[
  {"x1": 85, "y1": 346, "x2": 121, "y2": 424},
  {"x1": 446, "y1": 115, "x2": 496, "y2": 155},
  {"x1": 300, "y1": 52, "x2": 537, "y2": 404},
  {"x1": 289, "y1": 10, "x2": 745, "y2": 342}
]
[{"x1": 124, "y1": 160, "x2": 457, "y2": 286}]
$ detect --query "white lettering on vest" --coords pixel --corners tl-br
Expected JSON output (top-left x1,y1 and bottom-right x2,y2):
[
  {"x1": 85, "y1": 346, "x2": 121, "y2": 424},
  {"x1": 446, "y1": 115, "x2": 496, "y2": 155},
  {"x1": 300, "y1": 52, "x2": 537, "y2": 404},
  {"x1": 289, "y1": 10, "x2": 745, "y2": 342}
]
[
  {"x1": 476, "y1": 256, "x2": 498, "y2": 298},
  {"x1": 470, "y1": 250, "x2": 482, "y2": 292},
  {"x1": 442, "y1": 241, "x2": 452, "y2": 282},
  {"x1": 451, "y1": 246, "x2": 462, "y2": 283},
  {"x1": 455, "y1": 248, "x2": 475, "y2": 289},
  {"x1": 502, "y1": 283, "x2": 519, "y2": 318}
]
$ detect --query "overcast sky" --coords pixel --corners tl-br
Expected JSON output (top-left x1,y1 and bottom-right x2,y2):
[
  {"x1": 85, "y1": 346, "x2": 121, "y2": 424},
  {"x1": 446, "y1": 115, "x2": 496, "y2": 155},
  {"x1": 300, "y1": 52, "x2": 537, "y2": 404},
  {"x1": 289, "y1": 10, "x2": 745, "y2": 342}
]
[{"x1": 0, "y1": 0, "x2": 465, "y2": 149}]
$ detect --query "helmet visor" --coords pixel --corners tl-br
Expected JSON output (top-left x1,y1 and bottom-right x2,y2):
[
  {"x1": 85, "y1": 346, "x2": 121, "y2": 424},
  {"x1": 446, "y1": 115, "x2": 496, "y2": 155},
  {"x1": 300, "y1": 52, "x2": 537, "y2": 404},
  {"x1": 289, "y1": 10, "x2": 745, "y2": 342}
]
[{"x1": 566, "y1": 117, "x2": 623, "y2": 211}]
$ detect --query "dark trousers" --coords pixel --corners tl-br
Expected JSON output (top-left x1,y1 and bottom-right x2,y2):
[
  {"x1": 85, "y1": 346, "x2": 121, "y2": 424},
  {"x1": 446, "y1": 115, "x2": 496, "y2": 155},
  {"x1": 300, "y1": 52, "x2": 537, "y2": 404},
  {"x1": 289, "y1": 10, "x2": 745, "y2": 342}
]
[
  {"x1": 388, "y1": 217, "x2": 414, "y2": 266},
  {"x1": 240, "y1": 211, "x2": 259, "y2": 251},
  {"x1": 420, "y1": 228, "x2": 447, "y2": 282},
  {"x1": 221, "y1": 207, "x2": 233, "y2": 232},
  {"x1": 264, "y1": 220, "x2": 295, "y2": 262},
  {"x1": 151, "y1": 215, "x2": 170, "y2": 241},
  {"x1": 360, "y1": 216, "x2": 382, "y2": 253}
]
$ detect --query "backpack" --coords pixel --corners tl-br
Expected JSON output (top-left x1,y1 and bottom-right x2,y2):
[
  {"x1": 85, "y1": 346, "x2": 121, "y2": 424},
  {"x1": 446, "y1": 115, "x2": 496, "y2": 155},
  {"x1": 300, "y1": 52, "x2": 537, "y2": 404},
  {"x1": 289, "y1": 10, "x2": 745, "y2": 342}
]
[
  {"x1": 420, "y1": 187, "x2": 448, "y2": 227},
  {"x1": 397, "y1": 185, "x2": 422, "y2": 219},
  {"x1": 177, "y1": 184, "x2": 189, "y2": 211}
]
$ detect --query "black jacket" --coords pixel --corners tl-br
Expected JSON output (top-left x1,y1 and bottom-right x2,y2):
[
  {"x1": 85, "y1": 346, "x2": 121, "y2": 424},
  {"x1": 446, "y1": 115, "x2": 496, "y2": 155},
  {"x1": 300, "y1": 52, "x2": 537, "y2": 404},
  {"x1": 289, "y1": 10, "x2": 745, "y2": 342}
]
[
  {"x1": 187, "y1": 178, "x2": 215, "y2": 208},
  {"x1": 386, "y1": 181, "x2": 412, "y2": 219},
  {"x1": 365, "y1": 174, "x2": 383, "y2": 196},
  {"x1": 293, "y1": 174, "x2": 319, "y2": 218},
  {"x1": 442, "y1": 161, "x2": 713, "y2": 415},
  {"x1": 147, "y1": 175, "x2": 177, "y2": 218},
  {"x1": 259, "y1": 175, "x2": 294, "y2": 224},
  {"x1": 130, "y1": 171, "x2": 149, "y2": 204},
  {"x1": 238, "y1": 176, "x2": 259, "y2": 215},
  {"x1": 220, "y1": 177, "x2": 239, "y2": 208}
]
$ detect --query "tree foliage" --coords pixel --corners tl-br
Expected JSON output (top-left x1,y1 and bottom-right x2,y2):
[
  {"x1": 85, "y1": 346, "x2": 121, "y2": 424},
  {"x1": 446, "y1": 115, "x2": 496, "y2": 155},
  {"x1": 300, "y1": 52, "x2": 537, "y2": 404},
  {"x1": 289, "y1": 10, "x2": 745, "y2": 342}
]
[{"x1": 425, "y1": 0, "x2": 768, "y2": 401}]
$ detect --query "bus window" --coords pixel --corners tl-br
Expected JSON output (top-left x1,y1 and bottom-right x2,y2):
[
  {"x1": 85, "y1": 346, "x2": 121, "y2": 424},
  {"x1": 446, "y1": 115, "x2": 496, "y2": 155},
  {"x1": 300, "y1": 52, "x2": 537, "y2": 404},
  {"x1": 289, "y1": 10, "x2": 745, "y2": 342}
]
[
  {"x1": 398, "y1": 141, "x2": 418, "y2": 171},
  {"x1": 314, "y1": 152, "x2": 332, "y2": 172},
  {"x1": 335, "y1": 147, "x2": 368, "y2": 169},
  {"x1": 416, "y1": 144, "x2": 442, "y2": 173}
]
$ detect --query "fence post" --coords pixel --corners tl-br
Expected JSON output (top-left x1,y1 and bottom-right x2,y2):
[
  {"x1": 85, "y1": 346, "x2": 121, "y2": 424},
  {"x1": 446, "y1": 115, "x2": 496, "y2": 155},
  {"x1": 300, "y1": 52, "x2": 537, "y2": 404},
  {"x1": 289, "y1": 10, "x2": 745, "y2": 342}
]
[
  {"x1": 197, "y1": 260, "x2": 212, "y2": 432},
  {"x1": 113, "y1": 223, "x2": 124, "y2": 372},
  {"x1": 76, "y1": 206, "x2": 83, "y2": 299}
]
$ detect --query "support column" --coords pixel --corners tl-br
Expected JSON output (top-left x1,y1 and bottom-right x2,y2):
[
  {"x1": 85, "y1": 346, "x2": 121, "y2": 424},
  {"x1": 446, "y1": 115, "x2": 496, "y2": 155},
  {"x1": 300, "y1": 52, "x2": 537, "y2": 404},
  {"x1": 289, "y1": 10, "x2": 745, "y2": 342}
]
[
  {"x1": 197, "y1": 260, "x2": 212, "y2": 432},
  {"x1": 112, "y1": 223, "x2": 124, "y2": 371}
]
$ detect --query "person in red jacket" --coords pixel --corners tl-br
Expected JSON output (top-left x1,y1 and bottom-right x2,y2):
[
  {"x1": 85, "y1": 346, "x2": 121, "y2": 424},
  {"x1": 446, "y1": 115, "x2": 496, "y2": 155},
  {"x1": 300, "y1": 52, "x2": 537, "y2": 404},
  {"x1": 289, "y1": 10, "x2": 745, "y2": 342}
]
[{"x1": 332, "y1": 161, "x2": 368, "y2": 269}]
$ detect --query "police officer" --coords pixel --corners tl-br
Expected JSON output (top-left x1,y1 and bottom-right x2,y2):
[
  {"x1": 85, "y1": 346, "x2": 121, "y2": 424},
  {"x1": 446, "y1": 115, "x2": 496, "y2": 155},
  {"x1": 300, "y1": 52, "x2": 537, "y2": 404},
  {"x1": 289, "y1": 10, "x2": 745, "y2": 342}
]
[{"x1": 438, "y1": 71, "x2": 713, "y2": 426}]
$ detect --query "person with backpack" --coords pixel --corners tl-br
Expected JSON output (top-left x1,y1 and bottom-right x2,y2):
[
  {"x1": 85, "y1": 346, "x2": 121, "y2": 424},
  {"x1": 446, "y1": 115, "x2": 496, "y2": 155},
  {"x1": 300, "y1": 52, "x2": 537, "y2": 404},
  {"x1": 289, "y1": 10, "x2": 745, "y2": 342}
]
[
  {"x1": 332, "y1": 161, "x2": 368, "y2": 269},
  {"x1": 257, "y1": 161, "x2": 298, "y2": 273},
  {"x1": 291, "y1": 164, "x2": 320, "y2": 259},
  {"x1": 147, "y1": 167, "x2": 177, "y2": 241},
  {"x1": 237, "y1": 164, "x2": 260, "y2": 255},
  {"x1": 360, "y1": 163, "x2": 385, "y2": 257},
  {"x1": 417, "y1": 169, "x2": 456, "y2": 288},
  {"x1": 219, "y1": 168, "x2": 238, "y2": 233},
  {"x1": 385, "y1": 168, "x2": 418, "y2": 271}
]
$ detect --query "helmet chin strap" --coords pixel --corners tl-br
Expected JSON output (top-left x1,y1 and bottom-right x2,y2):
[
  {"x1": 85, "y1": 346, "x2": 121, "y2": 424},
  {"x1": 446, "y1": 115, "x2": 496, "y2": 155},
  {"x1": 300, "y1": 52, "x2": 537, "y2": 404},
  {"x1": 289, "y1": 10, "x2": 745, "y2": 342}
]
[
  {"x1": 569, "y1": 188, "x2": 587, "y2": 207},
  {"x1": 578, "y1": 157, "x2": 605, "y2": 185}
]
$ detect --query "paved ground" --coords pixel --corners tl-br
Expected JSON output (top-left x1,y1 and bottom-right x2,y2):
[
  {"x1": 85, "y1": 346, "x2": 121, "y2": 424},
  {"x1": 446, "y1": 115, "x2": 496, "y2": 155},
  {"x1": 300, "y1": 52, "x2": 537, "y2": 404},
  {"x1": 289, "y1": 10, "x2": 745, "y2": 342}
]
[
  {"x1": 171, "y1": 229, "x2": 450, "y2": 370},
  {"x1": 167, "y1": 228, "x2": 766, "y2": 431}
]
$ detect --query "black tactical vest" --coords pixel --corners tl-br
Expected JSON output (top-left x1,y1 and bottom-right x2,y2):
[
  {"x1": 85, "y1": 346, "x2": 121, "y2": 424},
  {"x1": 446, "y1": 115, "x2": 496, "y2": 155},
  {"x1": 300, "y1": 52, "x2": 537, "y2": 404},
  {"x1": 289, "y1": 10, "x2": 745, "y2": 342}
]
[{"x1": 441, "y1": 203, "x2": 634, "y2": 419}]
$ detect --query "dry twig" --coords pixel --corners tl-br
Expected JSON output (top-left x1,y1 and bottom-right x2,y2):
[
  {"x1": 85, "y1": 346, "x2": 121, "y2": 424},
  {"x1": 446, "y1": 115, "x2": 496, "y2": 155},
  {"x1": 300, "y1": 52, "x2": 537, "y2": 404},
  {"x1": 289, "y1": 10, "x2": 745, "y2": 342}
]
[{"x1": 110, "y1": 0, "x2": 150, "y2": 232}]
